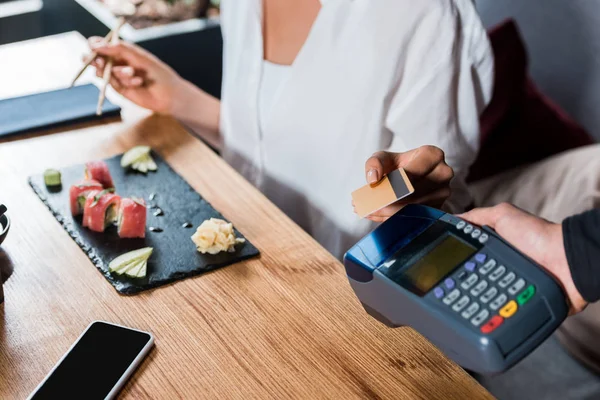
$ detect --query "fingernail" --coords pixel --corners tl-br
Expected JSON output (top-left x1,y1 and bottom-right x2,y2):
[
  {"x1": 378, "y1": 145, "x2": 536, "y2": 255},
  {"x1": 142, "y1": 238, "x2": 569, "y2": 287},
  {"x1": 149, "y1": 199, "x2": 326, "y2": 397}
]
[
  {"x1": 123, "y1": 67, "x2": 134, "y2": 77},
  {"x1": 131, "y1": 77, "x2": 143, "y2": 86},
  {"x1": 367, "y1": 169, "x2": 379, "y2": 184}
]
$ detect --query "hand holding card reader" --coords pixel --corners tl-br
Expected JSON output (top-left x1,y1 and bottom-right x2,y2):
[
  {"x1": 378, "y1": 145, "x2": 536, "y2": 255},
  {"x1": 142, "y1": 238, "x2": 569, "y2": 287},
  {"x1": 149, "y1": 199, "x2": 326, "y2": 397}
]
[{"x1": 344, "y1": 204, "x2": 568, "y2": 375}]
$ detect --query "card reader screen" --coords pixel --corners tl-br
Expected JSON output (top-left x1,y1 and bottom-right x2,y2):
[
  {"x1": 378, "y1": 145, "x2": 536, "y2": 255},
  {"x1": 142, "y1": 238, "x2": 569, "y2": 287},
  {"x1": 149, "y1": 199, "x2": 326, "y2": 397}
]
[{"x1": 399, "y1": 234, "x2": 476, "y2": 295}]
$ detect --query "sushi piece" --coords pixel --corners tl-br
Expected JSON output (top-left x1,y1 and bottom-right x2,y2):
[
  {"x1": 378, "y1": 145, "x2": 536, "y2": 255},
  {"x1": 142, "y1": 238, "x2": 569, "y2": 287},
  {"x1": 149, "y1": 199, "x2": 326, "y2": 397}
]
[
  {"x1": 85, "y1": 160, "x2": 115, "y2": 188},
  {"x1": 69, "y1": 179, "x2": 103, "y2": 216},
  {"x1": 82, "y1": 189, "x2": 121, "y2": 232},
  {"x1": 117, "y1": 198, "x2": 147, "y2": 238}
]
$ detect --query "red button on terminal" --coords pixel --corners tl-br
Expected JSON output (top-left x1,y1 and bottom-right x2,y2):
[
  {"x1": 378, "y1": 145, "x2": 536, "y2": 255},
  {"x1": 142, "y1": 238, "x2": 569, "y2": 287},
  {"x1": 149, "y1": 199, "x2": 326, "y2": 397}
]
[{"x1": 481, "y1": 315, "x2": 504, "y2": 334}]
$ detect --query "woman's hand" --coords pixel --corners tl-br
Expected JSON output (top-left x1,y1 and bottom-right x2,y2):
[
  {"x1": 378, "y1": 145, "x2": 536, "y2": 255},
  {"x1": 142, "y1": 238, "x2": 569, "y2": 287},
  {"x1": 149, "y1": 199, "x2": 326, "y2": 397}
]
[
  {"x1": 88, "y1": 37, "x2": 188, "y2": 114},
  {"x1": 460, "y1": 203, "x2": 586, "y2": 315},
  {"x1": 358, "y1": 146, "x2": 454, "y2": 222}
]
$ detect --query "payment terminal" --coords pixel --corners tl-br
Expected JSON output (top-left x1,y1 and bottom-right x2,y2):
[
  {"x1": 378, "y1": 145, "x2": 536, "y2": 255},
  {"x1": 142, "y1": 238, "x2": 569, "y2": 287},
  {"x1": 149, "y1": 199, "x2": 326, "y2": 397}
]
[{"x1": 344, "y1": 204, "x2": 568, "y2": 375}]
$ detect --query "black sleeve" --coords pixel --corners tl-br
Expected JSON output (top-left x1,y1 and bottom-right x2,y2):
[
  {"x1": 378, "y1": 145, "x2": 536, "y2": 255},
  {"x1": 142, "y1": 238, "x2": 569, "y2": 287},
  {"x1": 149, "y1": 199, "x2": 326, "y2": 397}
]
[{"x1": 563, "y1": 210, "x2": 600, "y2": 303}]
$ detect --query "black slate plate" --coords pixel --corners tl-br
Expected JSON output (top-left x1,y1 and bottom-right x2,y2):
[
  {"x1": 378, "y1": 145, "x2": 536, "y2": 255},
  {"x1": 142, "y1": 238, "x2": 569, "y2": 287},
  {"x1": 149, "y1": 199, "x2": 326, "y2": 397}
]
[{"x1": 28, "y1": 153, "x2": 260, "y2": 295}]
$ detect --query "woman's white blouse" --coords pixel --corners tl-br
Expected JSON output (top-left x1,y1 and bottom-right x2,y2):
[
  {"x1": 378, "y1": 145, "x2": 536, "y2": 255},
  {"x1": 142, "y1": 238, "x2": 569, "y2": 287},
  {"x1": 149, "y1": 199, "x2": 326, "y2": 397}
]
[
  {"x1": 258, "y1": 61, "x2": 292, "y2": 140},
  {"x1": 219, "y1": 0, "x2": 494, "y2": 259}
]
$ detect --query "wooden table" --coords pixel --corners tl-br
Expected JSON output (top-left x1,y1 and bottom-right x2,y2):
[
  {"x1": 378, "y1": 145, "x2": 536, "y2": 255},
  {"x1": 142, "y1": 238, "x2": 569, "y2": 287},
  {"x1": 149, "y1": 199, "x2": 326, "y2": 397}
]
[{"x1": 0, "y1": 32, "x2": 492, "y2": 399}]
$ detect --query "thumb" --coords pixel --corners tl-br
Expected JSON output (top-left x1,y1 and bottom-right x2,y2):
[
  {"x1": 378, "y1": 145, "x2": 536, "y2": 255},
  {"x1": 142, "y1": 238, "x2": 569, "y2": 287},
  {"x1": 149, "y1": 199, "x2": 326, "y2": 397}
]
[
  {"x1": 364, "y1": 151, "x2": 412, "y2": 184},
  {"x1": 458, "y1": 204, "x2": 512, "y2": 229}
]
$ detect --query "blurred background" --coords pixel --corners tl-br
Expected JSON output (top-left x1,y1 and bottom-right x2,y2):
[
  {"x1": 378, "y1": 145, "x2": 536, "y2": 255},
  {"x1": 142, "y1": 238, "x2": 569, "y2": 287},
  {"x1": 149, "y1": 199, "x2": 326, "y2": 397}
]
[{"x1": 0, "y1": 0, "x2": 224, "y2": 98}]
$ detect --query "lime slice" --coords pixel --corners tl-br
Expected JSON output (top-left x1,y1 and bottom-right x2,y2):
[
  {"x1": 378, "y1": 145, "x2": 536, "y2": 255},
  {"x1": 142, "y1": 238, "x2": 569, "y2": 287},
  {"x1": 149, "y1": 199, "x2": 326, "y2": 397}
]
[
  {"x1": 112, "y1": 258, "x2": 143, "y2": 275},
  {"x1": 125, "y1": 260, "x2": 147, "y2": 278},
  {"x1": 108, "y1": 247, "x2": 153, "y2": 273},
  {"x1": 121, "y1": 146, "x2": 151, "y2": 168},
  {"x1": 136, "y1": 262, "x2": 147, "y2": 278},
  {"x1": 143, "y1": 155, "x2": 157, "y2": 171},
  {"x1": 137, "y1": 161, "x2": 148, "y2": 173}
]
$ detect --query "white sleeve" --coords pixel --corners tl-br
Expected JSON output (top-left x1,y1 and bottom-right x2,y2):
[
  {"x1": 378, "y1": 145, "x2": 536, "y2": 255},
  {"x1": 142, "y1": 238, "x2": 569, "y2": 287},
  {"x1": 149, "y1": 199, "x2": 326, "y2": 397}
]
[{"x1": 385, "y1": 1, "x2": 494, "y2": 212}]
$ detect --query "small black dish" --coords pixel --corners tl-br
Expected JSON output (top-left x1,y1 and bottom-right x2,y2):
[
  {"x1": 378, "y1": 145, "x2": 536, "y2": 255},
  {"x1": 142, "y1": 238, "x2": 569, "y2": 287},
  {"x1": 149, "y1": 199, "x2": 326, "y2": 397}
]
[{"x1": 0, "y1": 214, "x2": 10, "y2": 246}]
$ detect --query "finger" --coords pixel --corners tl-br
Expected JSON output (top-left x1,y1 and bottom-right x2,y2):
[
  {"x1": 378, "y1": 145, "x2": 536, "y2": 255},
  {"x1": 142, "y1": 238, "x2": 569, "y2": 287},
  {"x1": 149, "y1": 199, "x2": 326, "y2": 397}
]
[
  {"x1": 364, "y1": 149, "x2": 413, "y2": 184},
  {"x1": 109, "y1": 76, "x2": 124, "y2": 92},
  {"x1": 91, "y1": 42, "x2": 149, "y2": 66},
  {"x1": 130, "y1": 76, "x2": 144, "y2": 87},
  {"x1": 410, "y1": 162, "x2": 454, "y2": 195},
  {"x1": 113, "y1": 65, "x2": 135, "y2": 79},
  {"x1": 368, "y1": 187, "x2": 452, "y2": 220},
  {"x1": 458, "y1": 205, "x2": 507, "y2": 228},
  {"x1": 366, "y1": 215, "x2": 389, "y2": 223},
  {"x1": 364, "y1": 145, "x2": 448, "y2": 185},
  {"x1": 402, "y1": 146, "x2": 447, "y2": 184},
  {"x1": 364, "y1": 152, "x2": 387, "y2": 184},
  {"x1": 88, "y1": 36, "x2": 104, "y2": 48},
  {"x1": 367, "y1": 203, "x2": 404, "y2": 219},
  {"x1": 407, "y1": 187, "x2": 452, "y2": 209},
  {"x1": 112, "y1": 66, "x2": 143, "y2": 88},
  {"x1": 95, "y1": 57, "x2": 105, "y2": 70}
]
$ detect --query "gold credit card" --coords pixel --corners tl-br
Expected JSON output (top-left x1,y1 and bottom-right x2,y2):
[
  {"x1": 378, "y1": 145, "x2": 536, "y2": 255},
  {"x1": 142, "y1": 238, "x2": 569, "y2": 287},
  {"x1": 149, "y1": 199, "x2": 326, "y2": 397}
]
[{"x1": 352, "y1": 168, "x2": 414, "y2": 218}]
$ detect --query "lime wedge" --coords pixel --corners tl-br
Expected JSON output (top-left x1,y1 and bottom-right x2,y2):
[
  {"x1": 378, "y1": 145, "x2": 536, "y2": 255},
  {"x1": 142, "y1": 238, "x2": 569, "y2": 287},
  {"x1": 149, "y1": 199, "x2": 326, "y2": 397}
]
[
  {"x1": 144, "y1": 155, "x2": 157, "y2": 171},
  {"x1": 109, "y1": 247, "x2": 153, "y2": 273},
  {"x1": 125, "y1": 260, "x2": 147, "y2": 278},
  {"x1": 121, "y1": 146, "x2": 151, "y2": 168},
  {"x1": 135, "y1": 262, "x2": 147, "y2": 278}
]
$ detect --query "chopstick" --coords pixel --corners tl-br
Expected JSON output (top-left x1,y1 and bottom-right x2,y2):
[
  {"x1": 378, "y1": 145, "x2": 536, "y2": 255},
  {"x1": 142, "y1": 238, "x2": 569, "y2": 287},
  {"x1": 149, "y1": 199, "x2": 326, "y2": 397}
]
[
  {"x1": 69, "y1": 29, "x2": 114, "y2": 88},
  {"x1": 71, "y1": 16, "x2": 126, "y2": 88},
  {"x1": 96, "y1": 17, "x2": 126, "y2": 116}
]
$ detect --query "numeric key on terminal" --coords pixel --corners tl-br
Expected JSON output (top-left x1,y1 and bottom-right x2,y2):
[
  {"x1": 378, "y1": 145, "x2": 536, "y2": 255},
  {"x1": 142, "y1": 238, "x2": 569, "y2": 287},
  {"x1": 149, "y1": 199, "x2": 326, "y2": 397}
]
[
  {"x1": 461, "y1": 302, "x2": 480, "y2": 319},
  {"x1": 490, "y1": 294, "x2": 508, "y2": 310},
  {"x1": 461, "y1": 274, "x2": 478, "y2": 290},
  {"x1": 443, "y1": 289, "x2": 461, "y2": 305},
  {"x1": 480, "y1": 287, "x2": 498, "y2": 304},
  {"x1": 471, "y1": 309, "x2": 490, "y2": 327},
  {"x1": 499, "y1": 272, "x2": 516, "y2": 288},
  {"x1": 479, "y1": 259, "x2": 496, "y2": 275},
  {"x1": 452, "y1": 296, "x2": 470, "y2": 312},
  {"x1": 470, "y1": 280, "x2": 488, "y2": 297},
  {"x1": 489, "y1": 265, "x2": 506, "y2": 281},
  {"x1": 508, "y1": 279, "x2": 526, "y2": 296}
]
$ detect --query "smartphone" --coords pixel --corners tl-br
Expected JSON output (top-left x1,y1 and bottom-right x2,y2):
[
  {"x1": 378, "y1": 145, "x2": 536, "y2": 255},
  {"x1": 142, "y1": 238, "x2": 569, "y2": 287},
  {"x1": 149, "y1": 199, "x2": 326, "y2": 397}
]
[{"x1": 28, "y1": 321, "x2": 154, "y2": 400}]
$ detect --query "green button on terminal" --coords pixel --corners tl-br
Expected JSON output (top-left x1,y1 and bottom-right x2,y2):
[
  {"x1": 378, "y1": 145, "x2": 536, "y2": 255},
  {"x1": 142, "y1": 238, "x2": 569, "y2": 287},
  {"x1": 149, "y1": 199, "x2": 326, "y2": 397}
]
[{"x1": 517, "y1": 285, "x2": 536, "y2": 305}]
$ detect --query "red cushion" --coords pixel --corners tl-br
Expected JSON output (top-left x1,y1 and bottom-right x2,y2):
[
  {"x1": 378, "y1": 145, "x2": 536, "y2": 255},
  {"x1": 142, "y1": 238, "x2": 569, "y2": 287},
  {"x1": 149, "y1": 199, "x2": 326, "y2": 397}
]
[{"x1": 467, "y1": 20, "x2": 595, "y2": 183}]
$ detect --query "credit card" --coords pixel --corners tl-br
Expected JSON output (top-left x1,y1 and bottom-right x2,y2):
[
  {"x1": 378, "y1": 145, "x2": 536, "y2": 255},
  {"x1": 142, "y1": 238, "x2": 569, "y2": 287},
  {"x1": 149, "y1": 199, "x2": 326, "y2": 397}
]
[{"x1": 352, "y1": 168, "x2": 414, "y2": 218}]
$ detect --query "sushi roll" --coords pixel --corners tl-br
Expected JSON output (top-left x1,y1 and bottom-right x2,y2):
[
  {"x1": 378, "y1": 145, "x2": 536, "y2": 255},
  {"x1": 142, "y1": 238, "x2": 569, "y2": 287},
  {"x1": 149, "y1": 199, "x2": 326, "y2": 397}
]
[
  {"x1": 117, "y1": 198, "x2": 147, "y2": 238},
  {"x1": 85, "y1": 160, "x2": 115, "y2": 189},
  {"x1": 69, "y1": 179, "x2": 103, "y2": 216},
  {"x1": 82, "y1": 189, "x2": 121, "y2": 232}
]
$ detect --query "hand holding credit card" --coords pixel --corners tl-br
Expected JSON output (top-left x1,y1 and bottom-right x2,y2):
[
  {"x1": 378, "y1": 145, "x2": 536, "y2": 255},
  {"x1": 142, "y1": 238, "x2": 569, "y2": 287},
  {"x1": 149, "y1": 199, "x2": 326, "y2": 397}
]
[
  {"x1": 352, "y1": 168, "x2": 414, "y2": 218},
  {"x1": 352, "y1": 147, "x2": 455, "y2": 221}
]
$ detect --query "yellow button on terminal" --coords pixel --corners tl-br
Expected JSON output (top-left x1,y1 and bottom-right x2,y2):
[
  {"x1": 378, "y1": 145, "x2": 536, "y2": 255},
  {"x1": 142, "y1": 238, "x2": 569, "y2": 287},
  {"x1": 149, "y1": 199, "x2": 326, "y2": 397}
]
[{"x1": 499, "y1": 300, "x2": 518, "y2": 318}]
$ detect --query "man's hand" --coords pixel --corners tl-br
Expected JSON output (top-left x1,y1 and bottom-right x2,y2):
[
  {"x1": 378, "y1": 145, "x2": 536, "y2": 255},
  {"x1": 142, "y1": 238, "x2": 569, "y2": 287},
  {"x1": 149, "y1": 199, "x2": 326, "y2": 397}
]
[
  {"x1": 460, "y1": 203, "x2": 587, "y2": 314},
  {"x1": 358, "y1": 146, "x2": 454, "y2": 222}
]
